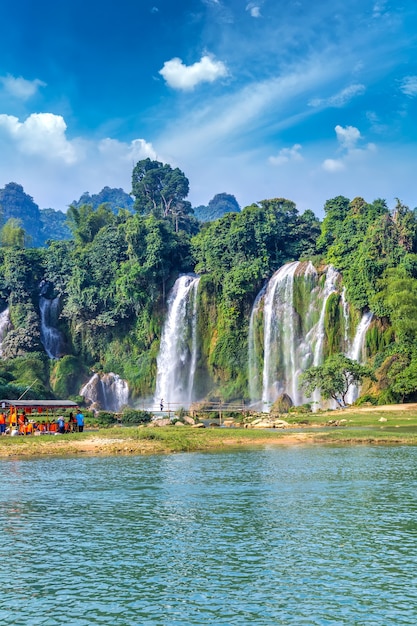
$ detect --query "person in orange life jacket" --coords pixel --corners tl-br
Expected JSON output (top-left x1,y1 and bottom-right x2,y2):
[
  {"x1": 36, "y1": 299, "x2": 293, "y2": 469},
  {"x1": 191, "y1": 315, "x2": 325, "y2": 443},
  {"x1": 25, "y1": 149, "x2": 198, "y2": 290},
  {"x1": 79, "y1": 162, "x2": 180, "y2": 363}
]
[{"x1": 0, "y1": 412, "x2": 5, "y2": 435}]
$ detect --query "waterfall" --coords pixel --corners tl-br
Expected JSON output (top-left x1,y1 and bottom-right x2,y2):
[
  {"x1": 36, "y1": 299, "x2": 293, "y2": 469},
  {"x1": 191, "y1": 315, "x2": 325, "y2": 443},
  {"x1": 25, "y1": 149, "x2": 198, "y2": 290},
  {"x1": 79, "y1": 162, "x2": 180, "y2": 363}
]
[
  {"x1": 345, "y1": 310, "x2": 373, "y2": 405},
  {"x1": 260, "y1": 262, "x2": 300, "y2": 410},
  {"x1": 0, "y1": 308, "x2": 10, "y2": 357},
  {"x1": 39, "y1": 296, "x2": 64, "y2": 358},
  {"x1": 80, "y1": 372, "x2": 129, "y2": 412},
  {"x1": 251, "y1": 261, "x2": 319, "y2": 410},
  {"x1": 154, "y1": 274, "x2": 200, "y2": 410},
  {"x1": 341, "y1": 287, "x2": 350, "y2": 346},
  {"x1": 309, "y1": 266, "x2": 339, "y2": 407},
  {"x1": 249, "y1": 262, "x2": 340, "y2": 411},
  {"x1": 312, "y1": 266, "x2": 339, "y2": 367},
  {"x1": 248, "y1": 284, "x2": 267, "y2": 403}
]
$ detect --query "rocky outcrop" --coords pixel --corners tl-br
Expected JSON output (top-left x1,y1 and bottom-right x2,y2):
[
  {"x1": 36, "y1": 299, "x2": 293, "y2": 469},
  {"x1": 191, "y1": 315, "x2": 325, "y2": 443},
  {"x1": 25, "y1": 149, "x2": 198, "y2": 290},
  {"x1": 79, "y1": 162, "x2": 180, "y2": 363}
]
[{"x1": 246, "y1": 417, "x2": 290, "y2": 429}]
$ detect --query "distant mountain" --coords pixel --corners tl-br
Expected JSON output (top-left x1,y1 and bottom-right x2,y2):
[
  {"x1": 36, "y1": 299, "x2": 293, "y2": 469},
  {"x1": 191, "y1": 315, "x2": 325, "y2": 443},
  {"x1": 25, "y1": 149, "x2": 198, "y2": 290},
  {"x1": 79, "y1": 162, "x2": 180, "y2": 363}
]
[
  {"x1": 193, "y1": 193, "x2": 240, "y2": 222},
  {"x1": 0, "y1": 182, "x2": 44, "y2": 246},
  {"x1": 71, "y1": 186, "x2": 134, "y2": 213},
  {"x1": 40, "y1": 208, "x2": 71, "y2": 244}
]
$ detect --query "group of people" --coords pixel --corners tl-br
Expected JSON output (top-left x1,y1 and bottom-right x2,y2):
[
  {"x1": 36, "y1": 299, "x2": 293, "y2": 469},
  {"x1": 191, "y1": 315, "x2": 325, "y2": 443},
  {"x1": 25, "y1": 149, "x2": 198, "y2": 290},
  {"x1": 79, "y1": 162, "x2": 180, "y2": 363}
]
[
  {"x1": 55, "y1": 411, "x2": 85, "y2": 434},
  {"x1": 0, "y1": 410, "x2": 85, "y2": 436}
]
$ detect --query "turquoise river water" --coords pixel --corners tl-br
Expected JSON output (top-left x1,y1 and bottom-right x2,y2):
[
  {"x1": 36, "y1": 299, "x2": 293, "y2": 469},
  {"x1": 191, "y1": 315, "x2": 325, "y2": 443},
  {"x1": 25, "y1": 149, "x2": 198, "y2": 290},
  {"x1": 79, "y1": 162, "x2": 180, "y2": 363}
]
[{"x1": 1, "y1": 446, "x2": 417, "y2": 625}]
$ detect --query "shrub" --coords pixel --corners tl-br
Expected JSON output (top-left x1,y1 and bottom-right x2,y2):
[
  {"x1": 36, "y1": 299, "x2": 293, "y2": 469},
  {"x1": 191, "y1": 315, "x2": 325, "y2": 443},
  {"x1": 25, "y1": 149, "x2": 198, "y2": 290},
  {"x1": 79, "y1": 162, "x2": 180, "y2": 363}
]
[{"x1": 121, "y1": 408, "x2": 152, "y2": 425}]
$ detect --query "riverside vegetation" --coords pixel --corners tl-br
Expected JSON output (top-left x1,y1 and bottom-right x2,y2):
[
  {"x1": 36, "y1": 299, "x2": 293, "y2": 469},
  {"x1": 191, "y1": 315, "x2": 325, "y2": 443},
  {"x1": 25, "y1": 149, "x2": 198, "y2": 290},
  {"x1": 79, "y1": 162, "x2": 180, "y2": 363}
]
[
  {"x1": 0, "y1": 159, "x2": 416, "y2": 410},
  {"x1": 2, "y1": 403, "x2": 417, "y2": 457}
]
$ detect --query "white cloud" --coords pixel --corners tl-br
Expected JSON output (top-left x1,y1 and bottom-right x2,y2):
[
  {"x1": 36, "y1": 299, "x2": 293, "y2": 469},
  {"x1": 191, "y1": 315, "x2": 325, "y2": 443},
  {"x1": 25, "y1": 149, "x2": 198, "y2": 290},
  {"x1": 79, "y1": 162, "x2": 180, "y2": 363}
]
[
  {"x1": 0, "y1": 112, "x2": 158, "y2": 209},
  {"x1": 322, "y1": 158, "x2": 345, "y2": 172},
  {"x1": 0, "y1": 113, "x2": 79, "y2": 164},
  {"x1": 335, "y1": 124, "x2": 361, "y2": 150},
  {"x1": 322, "y1": 124, "x2": 376, "y2": 173},
  {"x1": 269, "y1": 144, "x2": 303, "y2": 165},
  {"x1": 373, "y1": 1, "x2": 387, "y2": 18},
  {"x1": 159, "y1": 55, "x2": 228, "y2": 90},
  {"x1": 309, "y1": 84, "x2": 365, "y2": 108},
  {"x1": 246, "y1": 3, "x2": 261, "y2": 17},
  {"x1": 0, "y1": 74, "x2": 46, "y2": 100},
  {"x1": 98, "y1": 137, "x2": 157, "y2": 162},
  {"x1": 400, "y1": 76, "x2": 417, "y2": 97}
]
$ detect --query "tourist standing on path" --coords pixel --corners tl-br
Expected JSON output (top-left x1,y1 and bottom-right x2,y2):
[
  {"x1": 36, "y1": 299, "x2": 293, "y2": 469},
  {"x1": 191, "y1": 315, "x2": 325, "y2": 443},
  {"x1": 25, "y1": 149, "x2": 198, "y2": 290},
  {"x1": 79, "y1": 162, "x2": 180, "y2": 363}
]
[
  {"x1": 75, "y1": 411, "x2": 84, "y2": 432},
  {"x1": 0, "y1": 412, "x2": 5, "y2": 435}
]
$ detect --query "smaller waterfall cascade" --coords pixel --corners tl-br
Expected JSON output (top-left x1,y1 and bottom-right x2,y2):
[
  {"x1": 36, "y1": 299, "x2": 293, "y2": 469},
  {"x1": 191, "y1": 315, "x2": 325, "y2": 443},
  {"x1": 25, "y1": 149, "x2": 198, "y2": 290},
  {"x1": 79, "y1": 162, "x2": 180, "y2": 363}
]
[
  {"x1": 249, "y1": 262, "x2": 341, "y2": 411},
  {"x1": 248, "y1": 284, "x2": 267, "y2": 403},
  {"x1": 341, "y1": 288, "x2": 350, "y2": 346},
  {"x1": 309, "y1": 266, "x2": 339, "y2": 407},
  {"x1": 80, "y1": 373, "x2": 129, "y2": 412},
  {"x1": 312, "y1": 266, "x2": 339, "y2": 367},
  {"x1": 0, "y1": 308, "x2": 11, "y2": 357},
  {"x1": 345, "y1": 310, "x2": 373, "y2": 405},
  {"x1": 154, "y1": 274, "x2": 200, "y2": 410},
  {"x1": 39, "y1": 296, "x2": 64, "y2": 358}
]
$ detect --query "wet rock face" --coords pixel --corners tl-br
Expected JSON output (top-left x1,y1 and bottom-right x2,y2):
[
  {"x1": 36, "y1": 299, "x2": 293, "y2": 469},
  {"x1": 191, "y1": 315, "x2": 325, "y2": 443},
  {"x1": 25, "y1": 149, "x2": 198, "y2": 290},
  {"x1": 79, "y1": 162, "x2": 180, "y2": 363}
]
[
  {"x1": 271, "y1": 393, "x2": 294, "y2": 415},
  {"x1": 80, "y1": 373, "x2": 129, "y2": 412}
]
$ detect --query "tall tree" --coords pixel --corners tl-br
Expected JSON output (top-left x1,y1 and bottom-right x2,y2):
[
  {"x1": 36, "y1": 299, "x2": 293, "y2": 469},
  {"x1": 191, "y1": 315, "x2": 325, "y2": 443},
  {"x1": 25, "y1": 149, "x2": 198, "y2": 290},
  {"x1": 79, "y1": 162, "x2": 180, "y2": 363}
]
[
  {"x1": 131, "y1": 159, "x2": 190, "y2": 228},
  {"x1": 299, "y1": 354, "x2": 374, "y2": 408},
  {"x1": 66, "y1": 203, "x2": 116, "y2": 245},
  {"x1": 1, "y1": 218, "x2": 28, "y2": 248}
]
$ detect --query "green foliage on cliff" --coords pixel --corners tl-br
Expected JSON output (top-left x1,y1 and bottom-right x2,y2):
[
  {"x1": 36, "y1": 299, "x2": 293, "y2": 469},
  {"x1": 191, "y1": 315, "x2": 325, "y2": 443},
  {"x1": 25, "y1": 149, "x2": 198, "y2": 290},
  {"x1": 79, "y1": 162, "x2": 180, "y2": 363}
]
[
  {"x1": 317, "y1": 195, "x2": 417, "y2": 402},
  {"x1": 1, "y1": 156, "x2": 417, "y2": 407}
]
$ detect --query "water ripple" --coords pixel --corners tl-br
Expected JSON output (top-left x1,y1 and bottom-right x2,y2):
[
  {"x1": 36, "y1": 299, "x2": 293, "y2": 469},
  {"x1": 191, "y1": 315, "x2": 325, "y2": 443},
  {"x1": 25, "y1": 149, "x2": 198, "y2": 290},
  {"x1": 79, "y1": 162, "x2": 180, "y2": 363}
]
[{"x1": 1, "y1": 447, "x2": 417, "y2": 624}]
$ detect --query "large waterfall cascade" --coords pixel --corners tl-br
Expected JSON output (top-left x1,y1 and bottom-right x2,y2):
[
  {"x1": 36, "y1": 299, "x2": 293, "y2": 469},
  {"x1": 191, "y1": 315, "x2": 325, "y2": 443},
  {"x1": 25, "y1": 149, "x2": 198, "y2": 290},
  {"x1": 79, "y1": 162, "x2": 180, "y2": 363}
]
[
  {"x1": 39, "y1": 296, "x2": 64, "y2": 359},
  {"x1": 248, "y1": 261, "x2": 375, "y2": 410},
  {"x1": 80, "y1": 372, "x2": 129, "y2": 412},
  {"x1": 154, "y1": 274, "x2": 201, "y2": 410},
  {"x1": 249, "y1": 262, "x2": 344, "y2": 410}
]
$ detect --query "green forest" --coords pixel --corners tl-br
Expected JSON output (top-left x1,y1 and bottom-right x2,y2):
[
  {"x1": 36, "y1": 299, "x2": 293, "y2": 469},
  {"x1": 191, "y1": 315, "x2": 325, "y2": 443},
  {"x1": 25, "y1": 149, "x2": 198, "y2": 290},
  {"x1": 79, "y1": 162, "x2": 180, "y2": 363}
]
[{"x1": 0, "y1": 157, "x2": 416, "y2": 407}]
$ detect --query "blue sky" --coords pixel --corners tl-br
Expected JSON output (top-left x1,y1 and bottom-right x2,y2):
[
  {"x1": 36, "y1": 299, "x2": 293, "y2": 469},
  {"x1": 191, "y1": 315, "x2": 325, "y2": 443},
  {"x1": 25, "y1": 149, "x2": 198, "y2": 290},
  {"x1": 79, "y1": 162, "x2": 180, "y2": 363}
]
[{"x1": 0, "y1": 0, "x2": 416, "y2": 216}]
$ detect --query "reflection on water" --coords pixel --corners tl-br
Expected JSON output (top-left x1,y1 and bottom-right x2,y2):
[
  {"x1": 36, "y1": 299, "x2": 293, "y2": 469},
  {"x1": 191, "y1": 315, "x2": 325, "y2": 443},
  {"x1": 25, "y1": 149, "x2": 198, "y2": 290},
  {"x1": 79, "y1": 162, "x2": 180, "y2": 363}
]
[{"x1": 1, "y1": 446, "x2": 417, "y2": 624}]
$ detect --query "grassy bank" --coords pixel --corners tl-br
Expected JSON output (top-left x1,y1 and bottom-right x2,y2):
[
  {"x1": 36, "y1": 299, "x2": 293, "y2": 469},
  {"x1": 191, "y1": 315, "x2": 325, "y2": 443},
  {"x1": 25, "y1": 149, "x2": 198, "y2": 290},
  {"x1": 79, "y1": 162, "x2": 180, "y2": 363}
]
[{"x1": 1, "y1": 404, "x2": 417, "y2": 457}]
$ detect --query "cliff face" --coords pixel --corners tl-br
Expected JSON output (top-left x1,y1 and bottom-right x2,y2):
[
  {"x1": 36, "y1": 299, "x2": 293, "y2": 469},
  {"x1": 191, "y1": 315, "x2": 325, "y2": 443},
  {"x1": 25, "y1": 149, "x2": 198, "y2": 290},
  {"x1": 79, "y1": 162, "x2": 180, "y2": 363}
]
[
  {"x1": 0, "y1": 182, "x2": 43, "y2": 246},
  {"x1": 0, "y1": 261, "x2": 376, "y2": 408}
]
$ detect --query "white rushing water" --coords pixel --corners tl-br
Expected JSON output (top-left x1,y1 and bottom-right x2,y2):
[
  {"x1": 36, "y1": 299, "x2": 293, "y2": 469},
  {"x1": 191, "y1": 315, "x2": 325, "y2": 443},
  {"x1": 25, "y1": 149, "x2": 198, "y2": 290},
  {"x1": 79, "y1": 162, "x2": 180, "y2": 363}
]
[
  {"x1": 248, "y1": 284, "x2": 267, "y2": 403},
  {"x1": 0, "y1": 307, "x2": 10, "y2": 357},
  {"x1": 260, "y1": 262, "x2": 301, "y2": 410},
  {"x1": 249, "y1": 262, "x2": 341, "y2": 411},
  {"x1": 154, "y1": 274, "x2": 200, "y2": 410},
  {"x1": 310, "y1": 266, "x2": 339, "y2": 407},
  {"x1": 39, "y1": 296, "x2": 64, "y2": 358},
  {"x1": 80, "y1": 372, "x2": 129, "y2": 412},
  {"x1": 341, "y1": 287, "x2": 350, "y2": 346},
  {"x1": 345, "y1": 310, "x2": 373, "y2": 405}
]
